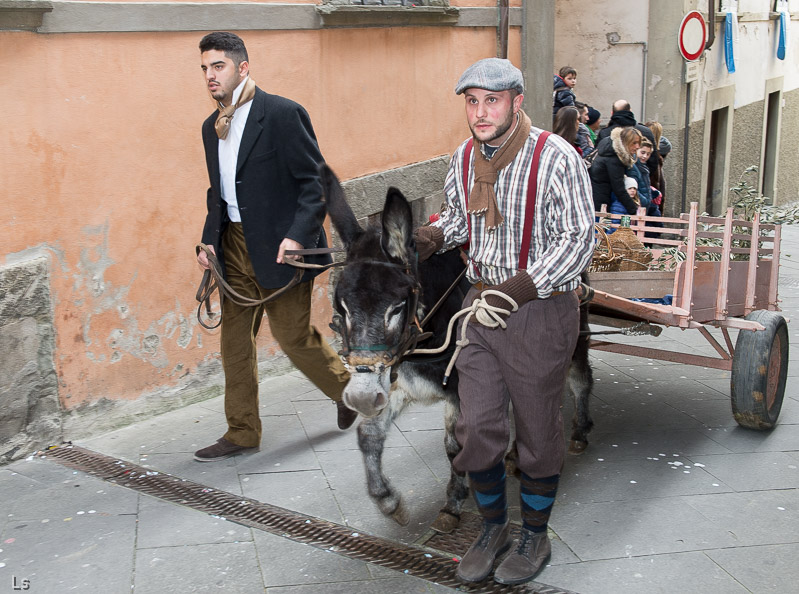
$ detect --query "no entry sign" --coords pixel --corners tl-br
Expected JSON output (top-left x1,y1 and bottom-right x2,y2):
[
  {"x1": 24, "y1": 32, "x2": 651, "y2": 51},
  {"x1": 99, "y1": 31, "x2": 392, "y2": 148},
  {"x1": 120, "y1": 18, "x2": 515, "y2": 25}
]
[{"x1": 678, "y1": 10, "x2": 707, "y2": 61}]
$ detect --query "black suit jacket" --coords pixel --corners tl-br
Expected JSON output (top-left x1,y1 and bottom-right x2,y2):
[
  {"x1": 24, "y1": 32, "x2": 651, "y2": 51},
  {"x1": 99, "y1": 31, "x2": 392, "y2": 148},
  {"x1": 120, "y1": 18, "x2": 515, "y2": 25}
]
[{"x1": 201, "y1": 87, "x2": 331, "y2": 289}]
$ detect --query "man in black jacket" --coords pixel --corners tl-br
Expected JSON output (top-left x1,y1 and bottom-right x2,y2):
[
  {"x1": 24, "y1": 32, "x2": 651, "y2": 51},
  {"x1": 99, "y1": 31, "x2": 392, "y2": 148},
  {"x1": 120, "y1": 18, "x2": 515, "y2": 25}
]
[
  {"x1": 596, "y1": 99, "x2": 656, "y2": 149},
  {"x1": 194, "y1": 32, "x2": 356, "y2": 462}
]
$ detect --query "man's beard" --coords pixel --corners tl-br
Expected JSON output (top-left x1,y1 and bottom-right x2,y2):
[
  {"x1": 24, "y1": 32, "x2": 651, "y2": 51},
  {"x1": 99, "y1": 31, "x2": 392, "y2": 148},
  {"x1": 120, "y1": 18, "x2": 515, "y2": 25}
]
[{"x1": 471, "y1": 111, "x2": 516, "y2": 144}]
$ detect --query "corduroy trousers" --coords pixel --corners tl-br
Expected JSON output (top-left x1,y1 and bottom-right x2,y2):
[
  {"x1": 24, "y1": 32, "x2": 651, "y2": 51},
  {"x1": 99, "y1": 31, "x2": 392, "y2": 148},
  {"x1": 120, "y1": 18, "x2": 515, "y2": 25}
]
[
  {"x1": 453, "y1": 288, "x2": 580, "y2": 478},
  {"x1": 220, "y1": 223, "x2": 350, "y2": 447}
]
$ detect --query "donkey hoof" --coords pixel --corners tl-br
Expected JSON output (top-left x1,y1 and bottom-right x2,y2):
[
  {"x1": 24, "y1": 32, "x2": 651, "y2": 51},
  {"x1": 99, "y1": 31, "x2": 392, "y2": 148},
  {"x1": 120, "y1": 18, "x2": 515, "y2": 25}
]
[
  {"x1": 568, "y1": 439, "x2": 588, "y2": 455},
  {"x1": 430, "y1": 511, "x2": 460, "y2": 534},
  {"x1": 391, "y1": 503, "x2": 410, "y2": 526}
]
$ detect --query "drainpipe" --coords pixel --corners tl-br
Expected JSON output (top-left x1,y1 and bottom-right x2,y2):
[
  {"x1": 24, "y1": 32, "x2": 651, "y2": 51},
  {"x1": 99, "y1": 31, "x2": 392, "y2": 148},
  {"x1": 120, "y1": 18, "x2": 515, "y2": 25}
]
[
  {"x1": 706, "y1": 0, "x2": 716, "y2": 50},
  {"x1": 497, "y1": 0, "x2": 509, "y2": 59},
  {"x1": 606, "y1": 33, "x2": 649, "y2": 120}
]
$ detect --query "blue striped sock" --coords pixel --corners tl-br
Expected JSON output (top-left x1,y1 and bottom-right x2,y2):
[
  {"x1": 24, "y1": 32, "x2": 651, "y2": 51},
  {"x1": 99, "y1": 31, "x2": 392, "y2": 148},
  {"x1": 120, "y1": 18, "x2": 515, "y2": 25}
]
[
  {"x1": 469, "y1": 461, "x2": 507, "y2": 525},
  {"x1": 520, "y1": 473, "x2": 559, "y2": 533}
]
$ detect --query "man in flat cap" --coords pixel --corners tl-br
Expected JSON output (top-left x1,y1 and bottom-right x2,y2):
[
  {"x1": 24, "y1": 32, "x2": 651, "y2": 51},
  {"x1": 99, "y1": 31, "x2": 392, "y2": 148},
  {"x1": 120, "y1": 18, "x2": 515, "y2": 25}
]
[{"x1": 415, "y1": 57, "x2": 594, "y2": 585}]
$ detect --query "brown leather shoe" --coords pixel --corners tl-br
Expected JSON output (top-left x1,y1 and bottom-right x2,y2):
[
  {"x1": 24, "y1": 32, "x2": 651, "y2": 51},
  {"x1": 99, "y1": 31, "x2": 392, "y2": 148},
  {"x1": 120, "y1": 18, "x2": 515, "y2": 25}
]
[
  {"x1": 194, "y1": 438, "x2": 257, "y2": 462},
  {"x1": 493, "y1": 528, "x2": 551, "y2": 585},
  {"x1": 456, "y1": 521, "x2": 511, "y2": 583},
  {"x1": 336, "y1": 401, "x2": 358, "y2": 430}
]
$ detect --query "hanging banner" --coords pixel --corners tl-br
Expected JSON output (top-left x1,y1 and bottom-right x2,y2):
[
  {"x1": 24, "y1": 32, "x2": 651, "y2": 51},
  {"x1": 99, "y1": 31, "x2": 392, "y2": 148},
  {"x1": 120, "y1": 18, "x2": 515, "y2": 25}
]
[
  {"x1": 722, "y1": 0, "x2": 739, "y2": 73},
  {"x1": 777, "y1": 0, "x2": 790, "y2": 60}
]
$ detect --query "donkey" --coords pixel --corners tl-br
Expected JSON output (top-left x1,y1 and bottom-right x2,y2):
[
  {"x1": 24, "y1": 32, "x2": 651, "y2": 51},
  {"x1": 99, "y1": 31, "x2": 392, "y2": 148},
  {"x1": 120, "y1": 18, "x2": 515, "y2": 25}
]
[{"x1": 320, "y1": 164, "x2": 594, "y2": 533}]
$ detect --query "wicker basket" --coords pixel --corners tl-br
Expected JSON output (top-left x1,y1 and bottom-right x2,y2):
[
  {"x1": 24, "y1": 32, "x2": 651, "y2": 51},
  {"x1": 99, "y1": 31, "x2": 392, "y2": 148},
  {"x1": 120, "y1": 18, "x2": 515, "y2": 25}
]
[
  {"x1": 608, "y1": 225, "x2": 653, "y2": 271},
  {"x1": 589, "y1": 224, "x2": 623, "y2": 272}
]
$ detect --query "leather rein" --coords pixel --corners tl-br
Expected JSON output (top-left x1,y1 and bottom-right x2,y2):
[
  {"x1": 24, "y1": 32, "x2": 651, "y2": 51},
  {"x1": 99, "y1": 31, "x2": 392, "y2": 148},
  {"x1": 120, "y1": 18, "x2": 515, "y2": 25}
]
[
  {"x1": 194, "y1": 243, "x2": 466, "y2": 365},
  {"x1": 194, "y1": 244, "x2": 345, "y2": 330}
]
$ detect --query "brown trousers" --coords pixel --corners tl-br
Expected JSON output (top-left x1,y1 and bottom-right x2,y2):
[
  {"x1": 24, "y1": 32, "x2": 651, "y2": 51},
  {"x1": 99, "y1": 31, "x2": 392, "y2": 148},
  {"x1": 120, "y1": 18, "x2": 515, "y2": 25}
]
[
  {"x1": 220, "y1": 223, "x2": 350, "y2": 447},
  {"x1": 453, "y1": 288, "x2": 580, "y2": 478}
]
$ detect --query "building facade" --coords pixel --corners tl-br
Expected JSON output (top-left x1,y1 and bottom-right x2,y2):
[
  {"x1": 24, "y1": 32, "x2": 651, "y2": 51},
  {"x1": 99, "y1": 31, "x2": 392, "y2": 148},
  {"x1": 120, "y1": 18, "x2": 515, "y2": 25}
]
[{"x1": 2, "y1": 0, "x2": 797, "y2": 459}]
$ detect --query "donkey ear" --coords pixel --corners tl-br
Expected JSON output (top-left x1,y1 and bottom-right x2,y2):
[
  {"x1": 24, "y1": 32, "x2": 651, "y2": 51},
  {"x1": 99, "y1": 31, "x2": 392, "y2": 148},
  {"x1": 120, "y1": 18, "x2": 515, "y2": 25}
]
[
  {"x1": 320, "y1": 163, "x2": 362, "y2": 248},
  {"x1": 381, "y1": 187, "x2": 413, "y2": 265}
]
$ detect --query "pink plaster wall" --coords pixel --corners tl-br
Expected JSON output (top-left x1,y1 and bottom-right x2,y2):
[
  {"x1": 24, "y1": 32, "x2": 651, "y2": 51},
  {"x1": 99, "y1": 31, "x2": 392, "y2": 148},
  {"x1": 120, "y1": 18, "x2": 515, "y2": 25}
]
[{"x1": 3, "y1": 25, "x2": 521, "y2": 408}]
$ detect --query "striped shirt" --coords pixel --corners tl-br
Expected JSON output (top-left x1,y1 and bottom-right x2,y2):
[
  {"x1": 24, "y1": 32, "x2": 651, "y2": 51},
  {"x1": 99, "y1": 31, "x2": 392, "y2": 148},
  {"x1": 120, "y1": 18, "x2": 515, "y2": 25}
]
[{"x1": 432, "y1": 128, "x2": 595, "y2": 297}]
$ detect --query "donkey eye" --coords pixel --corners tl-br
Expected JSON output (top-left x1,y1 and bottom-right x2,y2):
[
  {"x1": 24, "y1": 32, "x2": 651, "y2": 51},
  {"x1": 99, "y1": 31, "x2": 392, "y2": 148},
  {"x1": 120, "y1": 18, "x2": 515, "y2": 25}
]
[{"x1": 389, "y1": 301, "x2": 406, "y2": 317}]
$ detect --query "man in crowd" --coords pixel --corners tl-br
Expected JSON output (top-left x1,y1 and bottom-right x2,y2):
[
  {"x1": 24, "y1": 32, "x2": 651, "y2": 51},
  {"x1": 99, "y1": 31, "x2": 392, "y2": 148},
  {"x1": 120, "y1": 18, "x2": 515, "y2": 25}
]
[
  {"x1": 415, "y1": 58, "x2": 594, "y2": 585},
  {"x1": 194, "y1": 32, "x2": 356, "y2": 463},
  {"x1": 596, "y1": 99, "x2": 656, "y2": 151}
]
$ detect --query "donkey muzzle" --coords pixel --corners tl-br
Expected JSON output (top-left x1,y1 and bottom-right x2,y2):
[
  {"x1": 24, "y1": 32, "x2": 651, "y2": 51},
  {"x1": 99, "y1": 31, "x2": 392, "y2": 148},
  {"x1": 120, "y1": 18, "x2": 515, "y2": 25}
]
[{"x1": 342, "y1": 362, "x2": 392, "y2": 418}]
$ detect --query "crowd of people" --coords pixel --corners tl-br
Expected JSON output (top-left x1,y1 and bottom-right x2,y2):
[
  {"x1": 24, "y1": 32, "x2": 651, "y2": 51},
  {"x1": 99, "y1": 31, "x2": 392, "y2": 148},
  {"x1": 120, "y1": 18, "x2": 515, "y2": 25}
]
[{"x1": 552, "y1": 67, "x2": 672, "y2": 218}]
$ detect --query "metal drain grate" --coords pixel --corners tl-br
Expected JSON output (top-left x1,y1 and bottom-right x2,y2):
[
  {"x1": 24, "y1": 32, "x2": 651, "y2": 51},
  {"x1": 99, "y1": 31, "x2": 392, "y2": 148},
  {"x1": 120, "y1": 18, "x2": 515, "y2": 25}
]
[{"x1": 42, "y1": 444, "x2": 578, "y2": 594}]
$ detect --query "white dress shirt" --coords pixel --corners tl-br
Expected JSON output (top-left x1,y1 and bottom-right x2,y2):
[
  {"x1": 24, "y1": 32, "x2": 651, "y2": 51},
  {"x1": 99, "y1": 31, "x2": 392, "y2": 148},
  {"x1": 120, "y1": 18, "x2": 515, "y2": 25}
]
[{"x1": 218, "y1": 76, "x2": 253, "y2": 223}]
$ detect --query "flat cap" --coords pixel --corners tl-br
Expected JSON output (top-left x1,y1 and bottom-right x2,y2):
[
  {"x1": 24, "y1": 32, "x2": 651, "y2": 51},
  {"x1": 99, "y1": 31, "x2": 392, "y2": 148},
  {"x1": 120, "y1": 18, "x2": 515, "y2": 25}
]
[{"x1": 455, "y1": 58, "x2": 524, "y2": 95}]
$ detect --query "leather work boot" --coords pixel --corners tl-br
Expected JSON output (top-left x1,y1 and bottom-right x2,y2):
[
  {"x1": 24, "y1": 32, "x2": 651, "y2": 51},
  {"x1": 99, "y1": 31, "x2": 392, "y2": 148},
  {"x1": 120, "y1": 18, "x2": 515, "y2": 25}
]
[
  {"x1": 493, "y1": 527, "x2": 551, "y2": 585},
  {"x1": 456, "y1": 521, "x2": 512, "y2": 583},
  {"x1": 336, "y1": 401, "x2": 358, "y2": 430},
  {"x1": 194, "y1": 438, "x2": 257, "y2": 462}
]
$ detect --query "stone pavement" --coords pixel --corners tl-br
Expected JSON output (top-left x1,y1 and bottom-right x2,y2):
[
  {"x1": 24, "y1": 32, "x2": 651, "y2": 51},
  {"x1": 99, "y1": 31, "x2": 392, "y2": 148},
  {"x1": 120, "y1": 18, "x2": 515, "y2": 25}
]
[{"x1": 1, "y1": 225, "x2": 798, "y2": 594}]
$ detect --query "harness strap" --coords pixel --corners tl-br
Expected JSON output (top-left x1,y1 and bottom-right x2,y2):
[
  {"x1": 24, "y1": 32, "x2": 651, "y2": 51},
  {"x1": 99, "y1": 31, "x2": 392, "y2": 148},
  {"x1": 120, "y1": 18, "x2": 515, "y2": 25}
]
[{"x1": 462, "y1": 130, "x2": 551, "y2": 271}]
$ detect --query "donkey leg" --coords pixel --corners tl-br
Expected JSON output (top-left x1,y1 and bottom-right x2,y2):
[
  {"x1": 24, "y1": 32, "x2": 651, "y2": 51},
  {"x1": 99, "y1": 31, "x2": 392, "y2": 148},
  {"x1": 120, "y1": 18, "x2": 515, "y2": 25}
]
[
  {"x1": 357, "y1": 394, "x2": 410, "y2": 525},
  {"x1": 431, "y1": 398, "x2": 468, "y2": 534},
  {"x1": 568, "y1": 337, "x2": 594, "y2": 455}
]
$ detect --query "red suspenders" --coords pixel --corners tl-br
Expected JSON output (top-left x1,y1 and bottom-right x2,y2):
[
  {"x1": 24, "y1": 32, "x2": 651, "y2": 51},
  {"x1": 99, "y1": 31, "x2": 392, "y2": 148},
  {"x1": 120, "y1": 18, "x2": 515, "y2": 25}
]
[{"x1": 462, "y1": 131, "x2": 551, "y2": 270}]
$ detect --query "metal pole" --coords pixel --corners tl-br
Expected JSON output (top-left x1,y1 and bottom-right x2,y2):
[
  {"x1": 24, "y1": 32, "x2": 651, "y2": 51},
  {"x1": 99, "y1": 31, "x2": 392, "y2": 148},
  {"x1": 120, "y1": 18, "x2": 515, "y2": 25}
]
[{"x1": 681, "y1": 81, "x2": 692, "y2": 214}]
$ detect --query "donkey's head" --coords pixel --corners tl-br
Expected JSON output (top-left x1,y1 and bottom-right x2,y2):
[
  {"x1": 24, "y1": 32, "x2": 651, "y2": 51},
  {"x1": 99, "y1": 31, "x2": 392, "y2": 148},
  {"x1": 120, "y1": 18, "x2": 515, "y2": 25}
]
[{"x1": 321, "y1": 164, "x2": 420, "y2": 418}]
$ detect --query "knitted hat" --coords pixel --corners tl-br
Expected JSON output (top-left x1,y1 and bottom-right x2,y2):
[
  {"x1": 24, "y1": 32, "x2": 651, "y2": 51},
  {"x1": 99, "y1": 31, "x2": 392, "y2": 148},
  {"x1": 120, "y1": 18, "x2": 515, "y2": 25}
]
[
  {"x1": 455, "y1": 58, "x2": 525, "y2": 95},
  {"x1": 659, "y1": 136, "x2": 672, "y2": 156},
  {"x1": 624, "y1": 176, "x2": 638, "y2": 190},
  {"x1": 586, "y1": 106, "x2": 601, "y2": 126}
]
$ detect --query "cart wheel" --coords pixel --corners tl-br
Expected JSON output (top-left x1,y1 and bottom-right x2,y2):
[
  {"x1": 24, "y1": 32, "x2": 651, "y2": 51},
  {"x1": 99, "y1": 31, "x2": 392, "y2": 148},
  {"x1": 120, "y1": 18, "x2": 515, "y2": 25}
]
[{"x1": 731, "y1": 310, "x2": 789, "y2": 430}]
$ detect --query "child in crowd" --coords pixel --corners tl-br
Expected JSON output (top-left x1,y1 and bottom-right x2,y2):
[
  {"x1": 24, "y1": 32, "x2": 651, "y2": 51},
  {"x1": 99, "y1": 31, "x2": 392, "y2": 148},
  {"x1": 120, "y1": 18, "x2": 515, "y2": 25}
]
[
  {"x1": 635, "y1": 139, "x2": 662, "y2": 218},
  {"x1": 631, "y1": 138, "x2": 654, "y2": 208},
  {"x1": 585, "y1": 106, "x2": 601, "y2": 145},
  {"x1": 553, "y1": 66, "x2": 577, "y2": 117},
  {"x1": 610, "y1": 176, "x2": 641, "y2": 216}
]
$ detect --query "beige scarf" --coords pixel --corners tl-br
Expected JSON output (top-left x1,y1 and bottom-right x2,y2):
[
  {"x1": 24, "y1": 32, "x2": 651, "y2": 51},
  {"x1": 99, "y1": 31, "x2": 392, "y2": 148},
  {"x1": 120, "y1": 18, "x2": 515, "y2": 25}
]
[
  {"x1": 469, "y1": 110, "x2": 532, "y2": 230},
  {"x1": 214, "y1": 77, "x2": 256, "y2": 140}
]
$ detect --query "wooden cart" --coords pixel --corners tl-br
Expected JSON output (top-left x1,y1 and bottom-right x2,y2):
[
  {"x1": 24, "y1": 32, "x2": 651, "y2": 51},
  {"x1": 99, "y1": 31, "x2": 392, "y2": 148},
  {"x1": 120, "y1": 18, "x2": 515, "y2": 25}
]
[{"x1": 587, "y1": 203, "x2": 789, "y2": 430}]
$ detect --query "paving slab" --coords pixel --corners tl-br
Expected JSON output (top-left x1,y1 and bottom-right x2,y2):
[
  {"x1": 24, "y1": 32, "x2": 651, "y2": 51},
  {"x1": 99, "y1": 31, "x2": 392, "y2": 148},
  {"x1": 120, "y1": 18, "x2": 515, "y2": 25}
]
[
  {"x1": 242, "y1": 468, "x2": 345, "y2": 524},
  {"x1": 551, "y1": 496, "x2": 743, "y2": 561},
  {"x1": 1, "y1": 513, "x2": 136, "y2": 593},
  {"x1": 235, "y1": 413, "x2": 322, "y2": 475},
  {"x1": 133, "y1": 541, "x2": 265, "y2": 594},
  {"x1": 706, "y1": 543, "x2": 799, "y2": 593},
  {"x1": 681, "y1": 490, "x2": 799, "y2": 546},
  {"x1": 136, "y1": 496, "x2": 252, "y2": 549},
  {"x1": 253, "y1": 530, "x2": 373, "y2": 587},
  {"x1": 686, "y1": 451, "x2": 799, "y2": 490},
  {"x1": 539, "y1": 551, "x2": 749, "y2": 594},
  {"x1": 558, "y1": 454, "x2": 734, "y2": 505}
]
